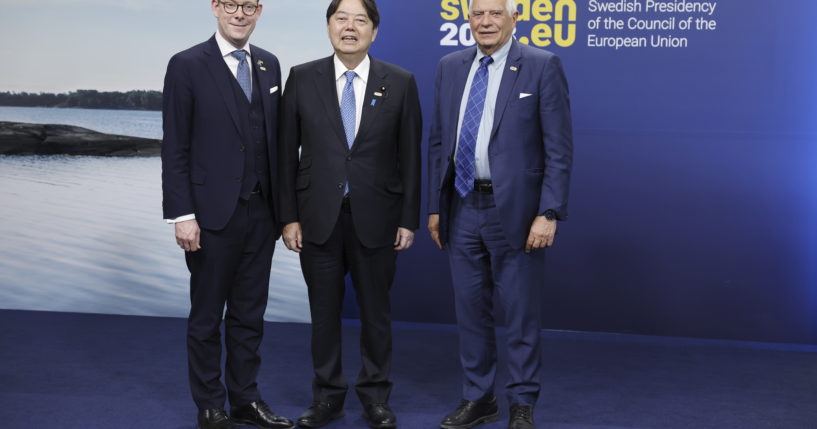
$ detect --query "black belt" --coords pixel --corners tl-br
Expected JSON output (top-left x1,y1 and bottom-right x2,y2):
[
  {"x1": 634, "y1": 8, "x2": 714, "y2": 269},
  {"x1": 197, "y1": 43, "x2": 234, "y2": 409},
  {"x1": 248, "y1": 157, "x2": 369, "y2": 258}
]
[{"x1": 474, "y1": 180, "x2": 493, "y2": 194}]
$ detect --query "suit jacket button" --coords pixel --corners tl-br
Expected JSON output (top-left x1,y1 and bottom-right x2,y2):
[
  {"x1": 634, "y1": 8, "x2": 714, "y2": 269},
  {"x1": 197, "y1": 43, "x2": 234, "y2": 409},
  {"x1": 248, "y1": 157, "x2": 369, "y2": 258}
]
[
  {"x1": 337, "y1": 183, "x2": 343, "y2": 190},
  {"x1": 346, "y1": 155, "x2": 352, "y2": 161},
  {"x1": 235, "y1": 177, "x2": 241, "y2": 183},
  {"x1": 240, "y1": 146, "x2": 245, "y2": 152}
]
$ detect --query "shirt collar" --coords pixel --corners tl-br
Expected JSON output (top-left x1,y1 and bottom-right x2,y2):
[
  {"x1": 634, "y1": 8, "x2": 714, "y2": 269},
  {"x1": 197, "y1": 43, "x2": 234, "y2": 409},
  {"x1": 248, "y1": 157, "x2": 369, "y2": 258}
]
[
  {"x1": 476, "y1": 37, "x2": 512, "y2": 66},
  {"x1": 334, "y1": 54, "x2": 370, "y2": 84},
  {"x1": 215, "y1": 31, "x2": 251, "y2": 60}
]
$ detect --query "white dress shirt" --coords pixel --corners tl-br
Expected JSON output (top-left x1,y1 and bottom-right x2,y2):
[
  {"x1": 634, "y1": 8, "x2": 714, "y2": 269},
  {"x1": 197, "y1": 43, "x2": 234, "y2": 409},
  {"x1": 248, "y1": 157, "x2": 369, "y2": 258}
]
[
  {"x1": 214, "y1": 30, "x2": 253, "y2": 87},
  {"x1": 333, "y1": 54, "x2": 370, "y2": 137},
  {"x1": 165, "y1": 31, "x2": 254, "y2": 224},
  {"x1": 455, "y1": 38, "x2": 512, "y2": 180}
]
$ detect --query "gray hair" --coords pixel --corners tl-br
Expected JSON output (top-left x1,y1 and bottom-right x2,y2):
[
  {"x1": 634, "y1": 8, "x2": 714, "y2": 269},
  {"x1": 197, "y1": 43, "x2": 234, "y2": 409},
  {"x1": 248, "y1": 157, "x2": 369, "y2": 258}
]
[{"x1": 469, "y1": 0, "x2": 517, "y2": 16}]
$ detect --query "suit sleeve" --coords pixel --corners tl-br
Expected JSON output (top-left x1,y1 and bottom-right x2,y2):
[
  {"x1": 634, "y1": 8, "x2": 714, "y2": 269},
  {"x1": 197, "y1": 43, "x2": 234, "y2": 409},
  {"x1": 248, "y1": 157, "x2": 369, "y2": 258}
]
[
  {"x1": 278, "y1": 67, "x2": 301, "y2": 224},
  {"x1": 427, "y1": 60, "x2": 445, "y2": 215},
  {"x1": 161, "y1": 54, "x2": 195, "y2": 220},
  {"x1": 537, "y1": 54, "x2": 573, "y2": 220},
  {"x1": 397, "y1": 74, "x2": 423, "y2": 230}
]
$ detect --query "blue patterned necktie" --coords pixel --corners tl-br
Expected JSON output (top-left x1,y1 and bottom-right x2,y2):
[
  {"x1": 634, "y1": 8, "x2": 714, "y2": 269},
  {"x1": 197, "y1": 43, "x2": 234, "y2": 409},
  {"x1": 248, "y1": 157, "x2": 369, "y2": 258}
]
[
  {"x1": 455, "y1": 55, "x2": 493, "y2": 198},
  {"x1": 231, "y1": 50, "x2": 251, "y2": 102},
  {"x1": 340, "y1": 70, "x2": 357, "y2": 148}
]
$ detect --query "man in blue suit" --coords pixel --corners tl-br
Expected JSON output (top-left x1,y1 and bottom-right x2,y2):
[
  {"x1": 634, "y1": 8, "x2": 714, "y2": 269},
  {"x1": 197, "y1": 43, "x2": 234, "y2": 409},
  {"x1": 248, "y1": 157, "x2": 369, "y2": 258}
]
[
  {"x1": 427, "y1": 0, "x2": 573, "y2": 428},
  {"x1": 161, "y1": 1, "x2": 293, "y2": 428}
]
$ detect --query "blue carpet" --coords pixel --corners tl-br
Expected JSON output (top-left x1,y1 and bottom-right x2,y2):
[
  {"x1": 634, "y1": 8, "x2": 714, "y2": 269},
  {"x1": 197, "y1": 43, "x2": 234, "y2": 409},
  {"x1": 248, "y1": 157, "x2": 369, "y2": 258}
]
[{"x1": 0, "y1": 310, "x2": 815, "y2": 428}]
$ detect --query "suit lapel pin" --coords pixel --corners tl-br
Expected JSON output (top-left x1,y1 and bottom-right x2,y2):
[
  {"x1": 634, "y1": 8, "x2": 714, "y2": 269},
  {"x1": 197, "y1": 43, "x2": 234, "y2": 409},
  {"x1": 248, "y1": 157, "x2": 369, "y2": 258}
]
[
  {"x1": 510, "y1": 66, "x2": 518, "y2": 72},
  {"x1": 257, "y1": 60, "x2": 266, "y2": 71},
  {"x1": 372, "y1": 86, "x2": 386, "y2": 106}
]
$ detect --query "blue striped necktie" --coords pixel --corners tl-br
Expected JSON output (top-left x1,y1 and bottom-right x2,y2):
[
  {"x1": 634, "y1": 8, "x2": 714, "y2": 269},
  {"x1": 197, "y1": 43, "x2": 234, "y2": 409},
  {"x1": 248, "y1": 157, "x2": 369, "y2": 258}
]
[
  {"x1": 231, "y1": 50, "x2": 251, "y2": 102},
  {"x1": 455, "y1": 55, "x2": 493, "y2": 198}
]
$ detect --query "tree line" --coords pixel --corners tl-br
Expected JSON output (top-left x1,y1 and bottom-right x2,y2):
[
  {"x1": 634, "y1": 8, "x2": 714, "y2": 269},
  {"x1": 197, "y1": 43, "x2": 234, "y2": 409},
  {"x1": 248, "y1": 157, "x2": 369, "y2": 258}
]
[{"x1": 0, "y1": 90, "x2": 162, "y2": 111}]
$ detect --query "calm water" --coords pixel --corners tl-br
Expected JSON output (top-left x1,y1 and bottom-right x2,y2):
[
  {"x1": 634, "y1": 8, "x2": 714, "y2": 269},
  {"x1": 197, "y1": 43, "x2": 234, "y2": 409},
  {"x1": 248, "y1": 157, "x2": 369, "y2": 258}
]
[
  {"x1": 0, "y1": 106, "x2": 310, "y2": 322},
  {"x1": 0, "y1": 105, "x2": 163, "y2": 139}
]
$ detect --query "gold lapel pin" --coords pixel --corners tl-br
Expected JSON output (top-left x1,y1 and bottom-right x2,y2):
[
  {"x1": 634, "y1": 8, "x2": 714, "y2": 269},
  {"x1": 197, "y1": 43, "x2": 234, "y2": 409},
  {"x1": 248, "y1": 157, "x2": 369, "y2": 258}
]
[{"x1": 510, "y1": 66, "x2": 518, "y2": 72}]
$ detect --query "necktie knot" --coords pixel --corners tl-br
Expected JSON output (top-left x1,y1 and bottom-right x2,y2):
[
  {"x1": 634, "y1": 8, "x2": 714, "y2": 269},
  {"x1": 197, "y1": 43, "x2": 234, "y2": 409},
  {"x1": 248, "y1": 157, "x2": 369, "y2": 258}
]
[
  {"x1": 479, "y1": 56, "x2": 494, "y2": 68},
  {"x1": 231, "y1": 50, "x2": 247, "y2": 62},
  {"x1": 344, "y1": 70, "x2": 357, "y2": 85}
]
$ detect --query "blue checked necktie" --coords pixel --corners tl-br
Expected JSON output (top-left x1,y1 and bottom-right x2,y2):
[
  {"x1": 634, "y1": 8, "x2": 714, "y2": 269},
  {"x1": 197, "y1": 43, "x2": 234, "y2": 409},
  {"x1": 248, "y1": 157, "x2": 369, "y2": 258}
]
[
  {"x1": 340, "y1": 70, "x2": 357, "y2": 148},
  {"x1": 231, "y1": 50, "x2": 251, "y2": 102},
  {"x1": 455, "y1": 55, "x2": 493, "y2": 198},
  {"x1": 340, "y1": 71, "x2": 357, "y2": 195}
]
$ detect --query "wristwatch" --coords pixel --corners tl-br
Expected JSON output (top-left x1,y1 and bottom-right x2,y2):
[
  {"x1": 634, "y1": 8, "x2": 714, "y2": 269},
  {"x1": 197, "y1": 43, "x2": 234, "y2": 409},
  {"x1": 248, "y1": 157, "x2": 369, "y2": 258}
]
[{"x1": 544, "y1": 210, "x2": 557, "y2": 221}]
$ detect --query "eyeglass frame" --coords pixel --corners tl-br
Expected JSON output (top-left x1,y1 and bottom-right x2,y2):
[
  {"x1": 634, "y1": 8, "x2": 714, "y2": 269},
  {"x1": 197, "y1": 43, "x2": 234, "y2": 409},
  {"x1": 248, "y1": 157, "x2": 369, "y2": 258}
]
[{"x1": 217, "y1": 1, "x2": 260, "y2": 16}]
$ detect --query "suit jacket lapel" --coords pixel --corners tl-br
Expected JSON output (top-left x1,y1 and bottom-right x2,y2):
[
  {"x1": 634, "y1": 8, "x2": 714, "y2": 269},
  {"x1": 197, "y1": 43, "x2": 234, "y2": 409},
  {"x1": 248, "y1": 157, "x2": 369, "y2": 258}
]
[
  {"x1": 353, "y1": 56, "x2": 388, "y2": 152},
  {"x1": 250, "y1": 45, "x2": 273, "y2": 144},
  {"x1": 314, "y1": 56, "x2": 349, "y2": 149},
  {"x1": 489, "y1": 40, "x2": 522, "y2": 140},
  {"x1": 203, "y1": 36, "x2": 244, "y2": 138},
  {"x1": 448, "y1": 48, "x2": 477, "y2": 152}
]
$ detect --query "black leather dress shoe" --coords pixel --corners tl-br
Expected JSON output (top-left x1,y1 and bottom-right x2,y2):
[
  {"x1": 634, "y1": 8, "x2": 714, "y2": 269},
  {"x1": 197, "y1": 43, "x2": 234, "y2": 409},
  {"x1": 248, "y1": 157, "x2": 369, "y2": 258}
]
[
  {"x1": 198, "y1": 408, "x2": 237, "y2": 429},
  {"x1": 362, "y1": 403, "x2": 397, "y2": 428},
  {"x1": 296, "y1": 402, "x2": 344, "y2": 428},
  {"x1": 231, "y1": 400, "x2": 295, "y2": 429},
  {"x1": 440, "y1": 397, "x2": 499, "y2": 429},
  {"x1": 508, "y1": 404, "x2": 534, "y2": 429}
]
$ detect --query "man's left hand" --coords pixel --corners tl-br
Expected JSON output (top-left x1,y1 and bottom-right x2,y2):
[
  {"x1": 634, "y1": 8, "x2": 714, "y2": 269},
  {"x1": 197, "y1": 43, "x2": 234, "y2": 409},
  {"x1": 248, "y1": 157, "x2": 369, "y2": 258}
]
[
  {"x1": 525, "y1": 215, "x2": 557, "y2": 253},
  {"x1": 394, "y1": 227, "x2": 415, "y2": 251}
]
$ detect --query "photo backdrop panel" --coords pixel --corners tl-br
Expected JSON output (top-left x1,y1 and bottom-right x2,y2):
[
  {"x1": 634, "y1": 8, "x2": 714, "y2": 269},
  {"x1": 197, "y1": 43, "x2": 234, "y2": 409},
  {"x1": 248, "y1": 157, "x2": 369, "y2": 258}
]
[{"x1": 369, "y1": 0, "x2": 817, "y2": 343}]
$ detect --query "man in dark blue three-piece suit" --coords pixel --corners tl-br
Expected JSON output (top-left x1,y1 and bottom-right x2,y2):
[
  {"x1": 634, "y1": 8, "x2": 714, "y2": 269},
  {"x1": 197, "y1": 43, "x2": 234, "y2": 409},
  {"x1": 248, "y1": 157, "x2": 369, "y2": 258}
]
[
  {"x1": 278, "y1": 0, "x2": 421, "y2": 427},
  {"x1": 161, "y1": 1, "x2": 293, "y2": 428},
  {"x1": 427, "y1": 0, "x2": 573, "y2": 428}
]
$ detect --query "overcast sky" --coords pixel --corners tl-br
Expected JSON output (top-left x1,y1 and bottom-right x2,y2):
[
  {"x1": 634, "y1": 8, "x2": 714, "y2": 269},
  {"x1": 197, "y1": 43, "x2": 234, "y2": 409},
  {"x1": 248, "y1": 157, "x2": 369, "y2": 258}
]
[{"x1": 0, "y1": 0, "x2": 332, "y2": 92}]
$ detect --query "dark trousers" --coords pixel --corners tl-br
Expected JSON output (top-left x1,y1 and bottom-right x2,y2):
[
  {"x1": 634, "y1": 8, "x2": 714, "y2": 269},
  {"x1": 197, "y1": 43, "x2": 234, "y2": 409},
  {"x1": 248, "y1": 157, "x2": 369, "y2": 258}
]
[
  {"x1": 185, "y1": 192, "x2": 276, "y2": 410},
  {"x1": 299, "y1": 199, "x2": 396, "y2": 406},
  {"x1": 448, "y1": 191, "x2": 544, "y2": 407}
]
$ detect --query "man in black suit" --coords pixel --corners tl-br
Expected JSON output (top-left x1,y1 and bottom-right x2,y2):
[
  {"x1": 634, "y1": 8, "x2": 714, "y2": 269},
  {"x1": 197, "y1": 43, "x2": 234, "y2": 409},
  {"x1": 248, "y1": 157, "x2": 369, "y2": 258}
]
[
  {"x1": 161, "y1": 1, "x2": 293, "y2": 428},
  {"x1": 278, "y1": 0, "x2": 421, "y2": 427}
]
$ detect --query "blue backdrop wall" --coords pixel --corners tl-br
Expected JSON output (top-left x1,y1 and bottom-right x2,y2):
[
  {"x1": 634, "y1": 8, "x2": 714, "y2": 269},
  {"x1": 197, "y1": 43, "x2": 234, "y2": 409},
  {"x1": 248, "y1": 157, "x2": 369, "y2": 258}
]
[{"x1": 343, "y1": 0, "x2": 817, "y2": 344}]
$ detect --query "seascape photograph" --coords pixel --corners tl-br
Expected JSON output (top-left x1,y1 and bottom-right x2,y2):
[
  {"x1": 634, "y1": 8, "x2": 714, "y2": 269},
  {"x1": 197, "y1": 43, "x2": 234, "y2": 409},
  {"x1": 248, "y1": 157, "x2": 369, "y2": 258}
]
[{"x1": 0, "y1": 0, "x2": 333, "y2": 323}]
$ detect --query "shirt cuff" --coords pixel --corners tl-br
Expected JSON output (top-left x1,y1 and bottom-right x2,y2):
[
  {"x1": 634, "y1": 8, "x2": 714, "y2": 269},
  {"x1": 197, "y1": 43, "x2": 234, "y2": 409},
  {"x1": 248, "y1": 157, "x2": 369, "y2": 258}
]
[{"x1": 165, "y1": 214, "x2": 196, "y2": 224}]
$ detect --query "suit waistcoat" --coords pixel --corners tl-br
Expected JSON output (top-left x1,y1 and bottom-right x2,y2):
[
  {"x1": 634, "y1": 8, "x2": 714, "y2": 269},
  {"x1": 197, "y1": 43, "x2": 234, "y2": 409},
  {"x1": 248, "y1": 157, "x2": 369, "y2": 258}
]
[{"x1": 229, "y1": 66, "x2": 269, "y2": 200}]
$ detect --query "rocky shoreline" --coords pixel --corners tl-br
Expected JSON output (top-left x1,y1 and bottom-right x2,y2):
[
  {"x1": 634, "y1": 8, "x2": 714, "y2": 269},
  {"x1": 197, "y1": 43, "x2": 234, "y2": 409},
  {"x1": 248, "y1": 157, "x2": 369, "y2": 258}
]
[{"x1": 0, "y1": 121, "x2": 161, "y2": 157}]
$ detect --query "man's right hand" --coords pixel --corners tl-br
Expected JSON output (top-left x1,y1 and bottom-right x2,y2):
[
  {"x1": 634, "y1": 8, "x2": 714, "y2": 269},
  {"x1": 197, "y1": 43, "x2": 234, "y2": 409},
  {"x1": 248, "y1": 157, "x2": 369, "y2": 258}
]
[
  {"x1": 283, "y1": 222, "x2": 303, "y2": 253},
  {"x1": 175, "y1": 219, "x2": 201, "y2": 252},
  {"x1": 427, "y1": 214, "x2": 444, "y2": 250}
]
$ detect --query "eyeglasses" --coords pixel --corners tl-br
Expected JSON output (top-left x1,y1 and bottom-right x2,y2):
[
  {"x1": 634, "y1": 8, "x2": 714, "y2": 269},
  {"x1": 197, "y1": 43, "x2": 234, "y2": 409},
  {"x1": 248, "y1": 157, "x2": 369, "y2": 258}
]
[{"x1": 218, "y1": 1, "x2": 259, "y2": 16}]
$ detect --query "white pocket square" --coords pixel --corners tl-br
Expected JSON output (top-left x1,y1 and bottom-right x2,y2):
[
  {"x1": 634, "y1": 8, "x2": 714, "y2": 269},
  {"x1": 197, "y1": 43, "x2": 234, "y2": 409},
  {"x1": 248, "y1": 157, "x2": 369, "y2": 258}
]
[
  {"x1": 519, "y1": 93, "x2": 532, "y2": 99},
  {"x1": 270, "y1": 86, "x2": 279, "y2": 94}
]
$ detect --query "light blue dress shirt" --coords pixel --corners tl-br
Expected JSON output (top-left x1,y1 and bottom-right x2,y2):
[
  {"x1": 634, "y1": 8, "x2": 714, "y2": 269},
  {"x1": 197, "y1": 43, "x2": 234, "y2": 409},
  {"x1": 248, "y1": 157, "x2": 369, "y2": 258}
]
[{"x1": 455, "y1": 38, "x2": 513, "y2": 180}]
